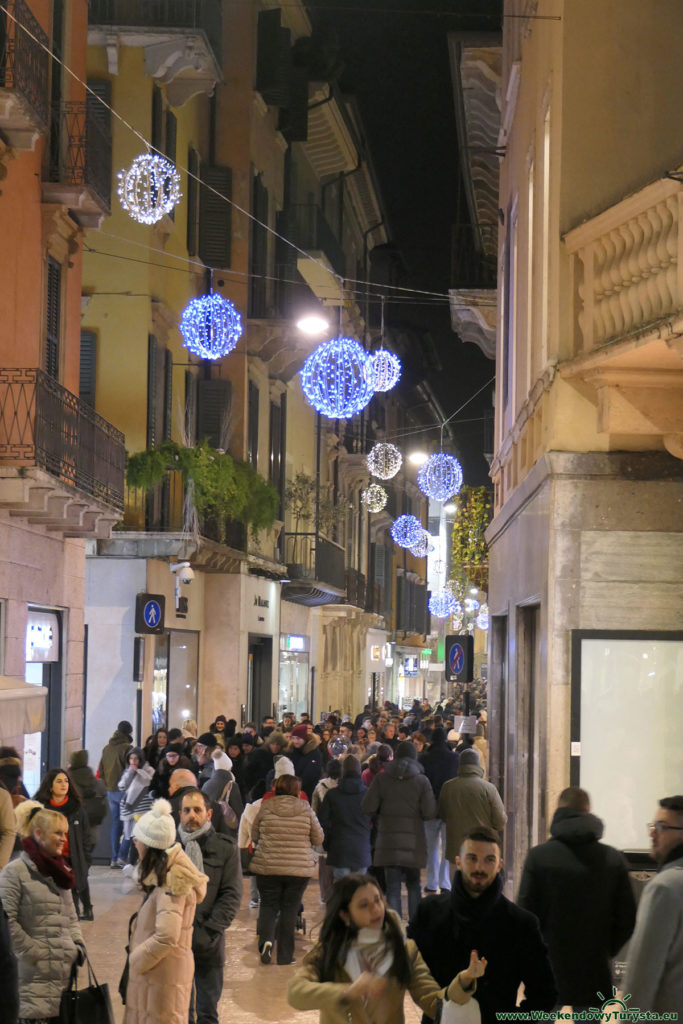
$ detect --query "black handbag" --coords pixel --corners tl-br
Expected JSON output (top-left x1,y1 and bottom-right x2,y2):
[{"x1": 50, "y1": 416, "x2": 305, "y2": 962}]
[
  {"x1": 118, "y1": 907, "x2": 139, "y2": 1005},
  {"x1": 59, "y1": 953, "x2": 115, "y2": 1024}
]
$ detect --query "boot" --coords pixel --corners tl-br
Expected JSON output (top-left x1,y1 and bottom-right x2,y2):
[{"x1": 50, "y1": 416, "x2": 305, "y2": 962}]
[
  {"x1": 73, "y1": 893, "x2": 81, "y2": 919},
  {"x1": 81, "y1": 903, "x2": 94, "y2": 922}
]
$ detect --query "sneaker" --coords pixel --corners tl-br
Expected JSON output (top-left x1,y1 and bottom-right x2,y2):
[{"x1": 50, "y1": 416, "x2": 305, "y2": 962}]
[
  {"x1": 122, "y1": 863, "x2": 136, "y2": 878},
  {"x1": 110, "y1": 860, "x2": 122, "y2": 869},
  {"x1": 260, "y1": 940, "x2": 273, "y2": 965},
  {"x1": 249, "y1": 898, "x2": 260, "y2": 908}
]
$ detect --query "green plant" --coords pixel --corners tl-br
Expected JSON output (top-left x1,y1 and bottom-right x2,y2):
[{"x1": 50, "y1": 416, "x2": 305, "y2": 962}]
[
  {"x1": 449, "y1": 486, "x2": 493, "y2": 591},
  {"x1": 126, "y1": 440, "x2": 279, "y2": 542}
]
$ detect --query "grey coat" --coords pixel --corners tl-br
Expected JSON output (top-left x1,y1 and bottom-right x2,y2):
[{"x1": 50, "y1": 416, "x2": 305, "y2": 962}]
[
  {"x1": 0, "y1": 852, "x2": 83, "y2": 1019},
  {"x1": 623, "y1": 852, "x2": 683, "y2": 1012},
  {"x1": 361, "y1": 756, "x2": 436, "y2": 868}
]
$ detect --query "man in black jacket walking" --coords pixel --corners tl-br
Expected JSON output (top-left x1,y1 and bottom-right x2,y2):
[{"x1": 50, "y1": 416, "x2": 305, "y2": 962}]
[
  {"x1": 408, "y1": 827, "x2": 556, "y2": 1024},
  {"x1": 517, "y1": 787, "x2": 636, "y2": 1008},
  {"x1": 178, "y1": 790, "x2": 242, "y2": 1024}
]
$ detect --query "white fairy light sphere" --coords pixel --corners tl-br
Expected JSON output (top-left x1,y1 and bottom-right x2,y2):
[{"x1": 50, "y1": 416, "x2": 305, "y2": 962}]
[
  {"x1": 366, "y1": 442, "x2": 402, "y2": 480},
  {"x1": 408, "y1": 530, "x2": 431, "y2": 558},
  {"x1": 180, "y1": 293, "x2": 243, "y2": 360},
  {"x1": 417, "y1": 452, "x2": 464, "y2": 502},
  {"x1": 464, "y1": 597, "x2": 480, "y2": 615},
  {"x1": 390, "y1": 514, "x2": 424, "y2": 549},
  {"x1": 476, "y1": 604, "x2": 490, "y2": 630},
  {"x1": 370, "y1": 349, "x2": 401, "y2": 392},
  {"x1": 429, "y1": 590, "x2": 457, "y2": 618},
  {"x1": 361, "y1": 483, "x2": 388, "y2": 513},
  {"x1": 451, "y1": 616, "x2": 463, "y2": 630},
  {"x1": 300, "y1": 336, "x2": 374, "y2": 419},
  {"x1": 117, "y1": 153, "x2": 182, "y2": 225}
]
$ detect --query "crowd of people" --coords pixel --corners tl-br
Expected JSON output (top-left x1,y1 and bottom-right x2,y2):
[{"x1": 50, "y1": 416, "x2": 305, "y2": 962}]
[{"x1": 0, "y1": 698, "x2": 680, "y2": 1024}]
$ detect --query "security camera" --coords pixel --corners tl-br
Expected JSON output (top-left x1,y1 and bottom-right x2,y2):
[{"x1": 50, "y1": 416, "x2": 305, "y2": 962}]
[{"x1": 170, "y1": 562, "x2": 195, "y2": 584}]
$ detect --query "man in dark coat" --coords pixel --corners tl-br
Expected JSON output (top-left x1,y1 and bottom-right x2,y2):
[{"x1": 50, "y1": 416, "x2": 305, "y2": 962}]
[
  {"x1": 97, "y1": 720, "x2": 132, "y2": 866},
  {"x1": 178, "y1": 789, "x2": 241, "y2": 1024},
  {"x1": 517, "y1": 786, "x2": 636, "y2": 1008},
  {"x1": 287, "y1": 724, "x2": 323, "y2": 802},
  {"x1": 419, "y1": 726, "x2": 460, "y2": 893},
  {"x1": 362, "y1": 740, "x2": 436, "y2": 920},
  {"x1": 168, "y1": 770, "x2": 234, "y2": 837},
  {"x1": 318, "y1": 755, "x2": 371, "y2": 878},
  {"x1": 409, "y1": 827, "x2": 557, "y2": 1024},
  {"x1": 243, "y1": 731, "x2": 288, "y2": 794}
]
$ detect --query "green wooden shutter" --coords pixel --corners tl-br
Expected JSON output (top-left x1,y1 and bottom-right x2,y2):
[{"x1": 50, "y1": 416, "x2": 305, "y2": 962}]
[
  {"x1": 256, "y1": 9, "x2": 291, "y2": 108},
  {"x1": 199, "y1": 165, "x2": 232, "y2": 269},
  {"x1": 247, "y1": 380, "x2": 259, "y2": 468},
  {"x1": 151, "y1": 85, "x2": 163, "y2": 152},
  {"x1": 46, "y1": 257, "x2": 61, "y2": 380},
  {"x1": 197, "y1": 379, "x2": 231, "y2": 449},
  {"x1": 163, "y1": 348, "x2": 173, "y2": 439},
  {"x1": 185, "y1": 370, "x2": 198, "y2": 445},
  {"x1": 147, "y1": 334, "x2": 158, "y2": 448},
  {"x1": 79, "y1": 330, "x2": 97, "y2": 407}
]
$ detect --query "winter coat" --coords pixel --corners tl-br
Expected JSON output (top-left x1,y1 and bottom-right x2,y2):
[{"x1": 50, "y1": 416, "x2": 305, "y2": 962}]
[
  {"x1": 169, "y1": 785, "x2": 233, "y2": 838},
  {"x1": 0, "y1": 851, "x2": 84, "y2": 1019},
  {"x1": 0, "y1": 894, "x2": 19, "y2": 1024},
  {"x1": 361, "y1": 756, "x2": 436, "y2": 868},
  {"x1": 437, "y1": 763, "x2": 507, "y2": 861},
  {"x1": 69, "y1": 758, "x2": 107, "y2": 827},
  {"x1": 181, "y1": 826, "x2": 241, "y2": 966},
  {"x1": 0, "y1": 786, "x2": 15, "y2": 869},
  {"x1": 517, "y1": 808, "x2": 636, "y2": 1005},
  {"x1": 623, "y1": 849, "x2": 683, "y2": 1013},
  {"x1": 408, "y1": 873, "x2": 557, "y2": 1024},
  {"x1": 123, "y1": 843, "x2": 207, "y2": 1024},
  {"x1": 151, "y1": 755, "x2": 193, "y2": 800},
  {"x1": 43, "y1": 797, "x2": 92, "y2": 895},
  {"x1": 118, "y1": 764, "x2": 155, "y2": 819},
  {"x1": 287, "y1": 734, "x2": 324, "y2": 801},
  {"x1": 288, "y1": 909, "x2": 475, "y2": 1024},
  {"x1": 419, "y1": 742, "x2": 460, "y2": 800},
  {"x1": 318, "y1": 776, "x2": 371, "y2": 871},
  {"x1": 99, "y1": 729, "x2": 133, "y2": 790},
  {"x1": 311, "y1": 776, "x2": 338, "y2": 815},
  {"x1": 251, "y1": 794, "x2": 323, "y2": 877},
  {"x1": 243, "y1": 744, "x2": 276, "y2": 793}
]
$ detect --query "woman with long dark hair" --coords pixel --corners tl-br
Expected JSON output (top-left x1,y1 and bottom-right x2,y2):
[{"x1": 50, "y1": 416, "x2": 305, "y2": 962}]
[
  {"x1": 288, "y1": 873, "x2": 485, "y2": 1024},
  {"x1": 143, "y1": 729, "x2": 169, "y2": 770},
  {"x1": 34, "y1": 768, "x2": 93, "y2": 920}
]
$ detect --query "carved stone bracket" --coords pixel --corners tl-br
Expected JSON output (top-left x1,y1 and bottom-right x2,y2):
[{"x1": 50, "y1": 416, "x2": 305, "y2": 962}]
[{"x1": 42, "y1": 204, "x2": 81, "y2": 264}]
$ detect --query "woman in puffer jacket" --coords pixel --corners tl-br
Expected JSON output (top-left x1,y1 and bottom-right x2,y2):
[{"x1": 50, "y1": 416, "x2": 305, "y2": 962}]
[
  {"x1": 117, "y1": 748, "x2": 155, "y2": 866},
  {"x1": 0, "y1": 800, "x2": 85, "y2": 1023},
  {"x1": 251, "y1": 773, "x2": 323, "y2": 966}
]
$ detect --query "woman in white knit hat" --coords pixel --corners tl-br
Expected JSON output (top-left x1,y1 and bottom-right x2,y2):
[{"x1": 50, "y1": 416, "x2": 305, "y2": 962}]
[{"x1": 122, "y1": 798, "x2": 207, "y2": 1024}]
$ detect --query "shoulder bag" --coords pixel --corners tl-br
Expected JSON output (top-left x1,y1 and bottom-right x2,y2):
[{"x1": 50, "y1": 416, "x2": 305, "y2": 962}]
[{"x1": 59, "y1": 952, "x2": 115, "y2": 1024}]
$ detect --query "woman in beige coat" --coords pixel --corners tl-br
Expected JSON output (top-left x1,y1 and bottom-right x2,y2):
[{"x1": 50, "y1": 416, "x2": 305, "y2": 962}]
[{"x1": 123, "y1": 798, "x2": 207, "y2": 1024}]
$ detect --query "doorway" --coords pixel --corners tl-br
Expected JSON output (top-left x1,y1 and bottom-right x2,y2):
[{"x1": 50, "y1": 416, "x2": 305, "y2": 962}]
[
  {"x1": 23, "y1": 609, "x2": 62, "y2": 795},
  {"x1": 248, "y1": 635, "x2": 273, "y2": 725}
]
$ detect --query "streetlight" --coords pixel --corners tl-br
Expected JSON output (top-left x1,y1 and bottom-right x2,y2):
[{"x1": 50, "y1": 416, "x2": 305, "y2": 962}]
[
  {"x1": 296, "y1": 312, "x2": 330, "y2": 336},
  {"x1": 407, "y1": 450, "x2": 429, "y2": 466}
]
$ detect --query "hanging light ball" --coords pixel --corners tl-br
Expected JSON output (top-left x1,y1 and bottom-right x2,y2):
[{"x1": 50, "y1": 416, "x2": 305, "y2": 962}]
[
  {"x1": 117, "y1": 153, "x2": 182, "y2": 225},
  {"x1": 464, "y1": 597, "x2": 481, "y2": 615},
  {"x1": 391, "y1": 514, "x2": 424, "y2": 549},
  {"x1": 361, "y1": 483, "x2": 388, "y2": 513},
  {"x1": 371, "y1": 348, "x2": 401, "y2": 392},
  {"x1": 451, "y1": 616, "x2": 463, "y2": 631},
  {"x1": 300, "y1": 336, "x2": 373, "y2": 419},
  {"x1": 476, "y1": 604, "x2": 490, "y2": 630},
  {"x1": 366, "y1": 442, "x2": 402, "y2": 480},
  {"x1": 409, "y1": 530, "x2": 431, "y2": 558},
  {"x1": 417, "y1": 452, "x2": 464, "y2": 502},
  {"x1": 429, "y1": 589, "x2": 457, "y2": 618},
  {"x1": 180, "y1": 293, "x2": 243, "y2": 360},
  {"x1": 433, "y1": 558, "x2": 445, "y2": 575}
]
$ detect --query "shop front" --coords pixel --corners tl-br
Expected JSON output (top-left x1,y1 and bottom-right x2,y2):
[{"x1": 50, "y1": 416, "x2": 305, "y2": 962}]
[{"x1": 23, "y1": 609, "x2": 62, "y2": 794}]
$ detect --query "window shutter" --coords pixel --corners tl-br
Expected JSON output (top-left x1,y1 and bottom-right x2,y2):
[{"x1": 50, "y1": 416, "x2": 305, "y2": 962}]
[
  {"x1": 199, "y1": 165, "x2": 232, "y2": 269},
  {"x1": 396, "y1": 575, "x2": 406, "y2": 632},
  {"x1": 197, "y1": 379, "x2": 231, "y2": 449},
  {"x1": 186, "y1": 147, "x2": 199, "y2": 256},
  {"x1": 164, "y1": 111, "x2": 178, "y2": 221},
  {"x1": 247, "y1": 380, "x2": 259, "y2": 468},
  {"x1": 256, "y1": 9, "x2": 291, "y2": 108},
  {"x1": 79, "y1": 330, "x2": 97, "y2": 407},
  {"x1": 383, "y1": 545, "x2": 394, "y2": 621},
  {"x1": 278, "y1": 67, "x2": 308, "y2": 142},
  {"x1": 374, "y1": 542, "x2": 385, "y2": 588},
  {"x1": 249, "y1": 173, "x2": 269, "y2": 316},
  {"x1": 147, "y1": 334, "x2": 158, "y2": 448},
  {"x1": 163, "y1": 348, "x2": 173, "y2": 440},
  {"x1": 46, "y1": 257, "x2": 61, "y2": 380},
  {"x1": 86, "y1": 79, "x2": 112, "y2": 207},
  {"x1": 185, "y1": 370, "x2": 197, "y2": 445},
  {"x1": 151, "y1": 85, "x2": 163, "y2": 152},
  {"x1": 268, "y1": 401, "x2": 280, "y2": 484}
]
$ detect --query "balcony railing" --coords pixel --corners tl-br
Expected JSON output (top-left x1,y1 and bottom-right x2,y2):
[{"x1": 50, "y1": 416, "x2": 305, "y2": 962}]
[
  {"x1": 0, "y1": 0, "x2": 50, "y2": 136},
  {"x1": 124, "y1": 473, "x2": 247, "y2": 550},
  {"x1": 88, "y1": 0, "x2": 222, "y2": 68},
  {"x1": 0, "y1": 368, "x2": 125, "y2": 510},
  {"x1": 46, "y1": 100, "x2": 112, "y2": 213},
  {"x1": 278, "y1": 205, "x2": 345, "y2": 277},
  {"x1": 284, "y1": 531, "x2": 346, "y2": 592},
  {"x1": 565, "y1": 176, "x2": 682, "y2": 354},
  {"x1": 345, "y1": 567, "x2": 366, "y2": 609}
]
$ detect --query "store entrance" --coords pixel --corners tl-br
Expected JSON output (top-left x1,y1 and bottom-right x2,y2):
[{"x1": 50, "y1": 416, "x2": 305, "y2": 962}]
[{"x1": 248, "y1": 635, "x2": 273, "y2": 725}]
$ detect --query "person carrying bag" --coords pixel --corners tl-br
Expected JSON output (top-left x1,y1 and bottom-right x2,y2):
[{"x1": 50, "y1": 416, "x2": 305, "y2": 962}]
[{"x1": 60, "y1": 951, "x2": 115, "y2": 1024}]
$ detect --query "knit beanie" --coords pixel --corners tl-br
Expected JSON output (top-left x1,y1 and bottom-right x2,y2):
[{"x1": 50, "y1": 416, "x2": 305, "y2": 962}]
[
  {"x1": 396, "y1": 740, "x2": 417, "y2": 760},
  {"x1": 291, "y1": 724, "x2": 309, "y2": 741},
  {"x1": 133, "y1": 798, "x2": 177, "y2": 849},
  {"x1": 459, "y1": 748, "x2": 481, "y2": 768},
  {"x1": 197, "y1": 732, "x2": 216, "y2": 747},
  {"x1": 165, "y1": 742, "x2": 184, "y2": 757},
  {"x1": 211, "y1": 750, "x2": 233, "y2": 772},
  {"x1": 274, "y1": 756, "x2": 295, "y2": 778}
]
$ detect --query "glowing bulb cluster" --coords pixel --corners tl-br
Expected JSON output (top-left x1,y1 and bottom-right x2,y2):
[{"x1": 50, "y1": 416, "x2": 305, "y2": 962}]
[
  {"x1": 476, "y1": 604, "x2": 490, "y2": 630},
  {"x1": 464, "y1": 597, "x2": 480, "y2": 615},
  {"x1": 409, "y1": 530, "x2": 431, "y2": 558},
  {"x1": 300, "y1": 336, "x2": 373, "y2": 419},
  {"x1": 361, "y1": 483, "x2": 388, "y2": 512},
  {"x1": 180, "y1": 293, "x2": 243, "y2": 360},
  {"x1": 117, "y1": 153, "x2": 181, "y2": 225},
  {"x1": 370, "y1": 349, "x2": 401, "y2": 392},
  {"x1": 366, "y1": 442, "x2": 402, "y2": 480},
  {"x1": 391, "y1": 514, "x2": 424, "y2": 549},
  {"x1": 429, "y1": 590, "x2": 458, "y2": 618},
  {"x1": 417, "y1": 452, "x2": 464, "y2": 502}
]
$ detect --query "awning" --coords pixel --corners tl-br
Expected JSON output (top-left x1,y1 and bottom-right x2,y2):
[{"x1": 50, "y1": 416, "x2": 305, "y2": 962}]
[{"x1": 0, "y1": 676, "x2": 47, "y2": 737}]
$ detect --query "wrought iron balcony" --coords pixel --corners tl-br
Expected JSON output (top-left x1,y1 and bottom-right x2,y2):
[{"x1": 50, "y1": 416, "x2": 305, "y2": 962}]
[
  {"x1": 345, "y1": 567, "x2": 366, "y2": 610},
  {"x1": 0, "y1": 0, "x2": 49, "y2": 148},
  {"x1": 282, "y1": 531, "x2": 346, "y2": 605},
  {"x1": 0, "y1": 369, "x2": 125, "y2": 536},
  {"x1": 43, "y1": 100, "x2": 112, "y2": 226},
  {"x1": 278, "y1": 205, "x2": 346, "y2": 278}
]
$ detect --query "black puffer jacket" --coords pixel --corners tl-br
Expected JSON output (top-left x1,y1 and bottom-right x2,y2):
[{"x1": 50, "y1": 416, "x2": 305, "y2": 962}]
[
  {"x1": 318, "y1": 776, "x2": 371, "y2": 871},
  {"x1": 517, "y1": 807, "x2": 636, "y2": 1005},
  {"x1": 361, "y1": 756, "x2": 435, "y2": 868},
  {"x1": 185, "y1": 827, "x2": 242, "y2": 966},
  {"x1": 287, "y1": 735, "x2": 323, "y2": 802},
  {"x1": 419, "y1": 741, "x2": 459, "y2": 800}
]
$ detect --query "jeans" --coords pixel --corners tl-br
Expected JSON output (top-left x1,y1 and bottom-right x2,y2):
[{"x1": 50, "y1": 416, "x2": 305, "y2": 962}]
[
  {"x1": 331, "y1": 866, "x2": 369, "y2": 883},
  {"x1": 107, "y1": 790, "x2": 124, "y2": 861},
  {"x1": 424, "y1": 818, "x2": 450, "y2": 891},
  {"x1": 384, "y1": 866, "x2": 421, "y2": 922},
  {"x1": 256, "y1": 875, "x2": 308, "y2": 964},
  {"x1": 189, "y1": 943, "x2": 225, "y2": 1024}
]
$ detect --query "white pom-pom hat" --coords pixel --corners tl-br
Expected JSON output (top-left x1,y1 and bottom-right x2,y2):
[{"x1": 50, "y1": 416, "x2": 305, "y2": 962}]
[{"x1": 133, "y1": 798, "x2": 177, "y2": 850}]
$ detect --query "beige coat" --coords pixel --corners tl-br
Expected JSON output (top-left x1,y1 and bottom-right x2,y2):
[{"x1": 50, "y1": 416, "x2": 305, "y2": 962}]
[
  {"x1": 0, "y1": 785, "x2": 15, "y2": 868},
  {"x1": 438, "y1": 764, "x2": 507, "y2": 862},
  {"x1": 123, "y1": 843, "x2": 207, "y2": 1024},
  {"x1": 251, "y1": 794, "x2": 323, "y2": 877}
]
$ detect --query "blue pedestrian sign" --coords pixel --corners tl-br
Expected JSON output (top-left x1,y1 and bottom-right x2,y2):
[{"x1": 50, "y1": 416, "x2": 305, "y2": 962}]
[
  {"x1": 135, "y1": 592, "x2": 165, "y2": 635},
  {"x1": 449, "y1": 643, "x2": 465, "y2": 676},
  {"x1": 445, "y1": 634, "x2": 473, "y2": 682}
]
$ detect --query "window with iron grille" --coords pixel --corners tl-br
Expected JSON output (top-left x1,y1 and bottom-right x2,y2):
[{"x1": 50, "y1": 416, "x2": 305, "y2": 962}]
[{"x1": 45, "y1": 257, "x2": 61, "y2": 380}]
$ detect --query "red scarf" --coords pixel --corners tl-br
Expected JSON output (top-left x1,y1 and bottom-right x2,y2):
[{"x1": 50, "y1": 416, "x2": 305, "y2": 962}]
[{"x1": 22, "y1": 835, "x2": 75, "y2": 889}]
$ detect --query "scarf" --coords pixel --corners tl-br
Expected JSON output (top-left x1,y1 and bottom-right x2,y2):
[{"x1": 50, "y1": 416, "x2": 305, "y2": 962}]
[
  {"x1": 48, "y1": 792, "x2": 80, "y2": 819},
  {"x1": 344, "y1": 926, "x2": 394, "y2": 981},
  {"x1": 449, "y1": 869, "x2": 503, "y2": 945},
  {"x1": 22, "y1": 835, "x2": 75, "y2": 889},
  {"x1": 177, "y1": 820, "x2": 213, "y2": 871}
]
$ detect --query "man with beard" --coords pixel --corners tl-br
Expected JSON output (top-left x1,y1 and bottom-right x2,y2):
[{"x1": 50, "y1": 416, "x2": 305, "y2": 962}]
[
  {"x1": 287, "y1": 724, "x2": 323, "y2": 802},
  {"x1": 408, "y1": 827, "x2": 556, "y2": 1024}
]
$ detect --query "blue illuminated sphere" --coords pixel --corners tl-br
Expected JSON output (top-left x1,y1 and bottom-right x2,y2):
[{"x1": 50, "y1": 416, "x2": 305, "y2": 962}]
[
  {"x1": 180, "y1": 293, "x2": 243, "y2": 360},
  {"x1": 300, "y1": 336, "x2": 374, "y2": 419},
  {"x1": 417, "y1": 452, "x2": 463, "y2": 502},
  {"x1": 371, "y1": 348, "x2": 401, "y2": 392},
  {"x1": 391, "y1": 514, "x2": 424, "y2": 549},
  {"x1": 429, "y1": 590, "x2": 457, "y2": 618}
]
